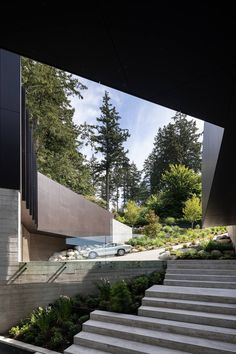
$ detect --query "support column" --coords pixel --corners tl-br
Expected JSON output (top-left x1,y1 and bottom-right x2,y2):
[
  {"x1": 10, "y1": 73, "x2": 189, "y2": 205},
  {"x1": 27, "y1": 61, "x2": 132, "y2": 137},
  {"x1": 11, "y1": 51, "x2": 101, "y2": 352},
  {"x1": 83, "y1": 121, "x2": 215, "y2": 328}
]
[
  {"x1": 0, "y1": 49, "x2": 21, "y2": 282},
  {"x1": 228, "y1": 226, "x2": 236, "y2": 249}
]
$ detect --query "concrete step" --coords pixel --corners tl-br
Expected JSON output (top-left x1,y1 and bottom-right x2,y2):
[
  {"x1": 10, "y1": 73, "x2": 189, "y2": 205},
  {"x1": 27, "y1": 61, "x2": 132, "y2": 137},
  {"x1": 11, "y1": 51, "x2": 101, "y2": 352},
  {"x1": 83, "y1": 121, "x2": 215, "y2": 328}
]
[
  {"x1": 165, "y1": 273, "x2": 236, "y2": 282},
  {"x1": 145, "y1": 285, "x2": 236, "y2": 303},
  {"x1": 64, "y1": 344, "x2": 108, "y2": 354},
  {"x1": 167, "y1": 260, "x2": 236, "y2": 270},
  {"x1": 164, "y1": 279, "x2": 236, "y2": 289},
  {"x1": 91, "y1": 310, "x2": 236, "y2": 343},
  {"x1": 138, "y1": 305, "x2": 236, "y2": 328},
  {"x1": 142, "y1": 296, "x2": 236, "y2": 315},
  {"x1": 81, "y1": 319, "x2": 236, "y2": 354},
  {"x1": 74, "y1": 331, "x2": 192, "y2": 354},
  {"x1": 166, "y1": 268, "x2": 236, "y2": 275}
]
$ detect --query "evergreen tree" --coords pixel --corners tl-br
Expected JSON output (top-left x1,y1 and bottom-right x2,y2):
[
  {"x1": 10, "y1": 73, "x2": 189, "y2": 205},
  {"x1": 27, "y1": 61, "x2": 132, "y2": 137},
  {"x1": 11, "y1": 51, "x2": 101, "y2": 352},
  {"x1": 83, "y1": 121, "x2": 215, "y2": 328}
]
[
  {"x1": 92, "y1": 91, "x2": 130, "y2": 209},
  {"x1": 159, "y1": 164, "x2": 201, "y2": 218},
  {"x1": 22, "y1": 57, "x2": 94, "y2": 195},
  {"x1": 144, "y1": 112, "x2": 202, "y2": 193}
]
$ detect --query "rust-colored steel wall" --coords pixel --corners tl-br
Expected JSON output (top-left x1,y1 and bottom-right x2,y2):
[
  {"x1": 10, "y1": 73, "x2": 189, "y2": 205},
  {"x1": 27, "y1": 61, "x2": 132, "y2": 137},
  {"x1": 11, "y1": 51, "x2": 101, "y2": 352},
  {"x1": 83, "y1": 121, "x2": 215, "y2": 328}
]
[{"x1": 37, "y1": 173, "x2": 113, "y2": 237}]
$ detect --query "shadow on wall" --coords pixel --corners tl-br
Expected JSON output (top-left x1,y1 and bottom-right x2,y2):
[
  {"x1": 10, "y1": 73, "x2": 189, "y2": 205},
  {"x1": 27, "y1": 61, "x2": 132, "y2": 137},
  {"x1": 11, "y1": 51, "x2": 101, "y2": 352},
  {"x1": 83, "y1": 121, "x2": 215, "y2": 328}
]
[
  {"x1": 0, "y1": 259, "x2": 165, "y2": 333},
  {"x1": 0, "y1": 189, "x2": 20, "y2": 285}
]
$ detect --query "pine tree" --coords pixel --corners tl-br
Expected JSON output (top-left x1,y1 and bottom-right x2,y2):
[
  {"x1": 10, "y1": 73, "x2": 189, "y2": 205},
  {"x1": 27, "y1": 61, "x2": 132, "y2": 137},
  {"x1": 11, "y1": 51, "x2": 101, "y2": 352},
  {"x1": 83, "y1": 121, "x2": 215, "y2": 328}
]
[
  {"x1": 144, "y1": 112, "x2": 202, "y2": 193},
  {"x1": 92, "y1": 91, "x2": 130, "y2": 209},
  {"x1": 22, "y1": 57, "x2": 94, "y2": 195}
]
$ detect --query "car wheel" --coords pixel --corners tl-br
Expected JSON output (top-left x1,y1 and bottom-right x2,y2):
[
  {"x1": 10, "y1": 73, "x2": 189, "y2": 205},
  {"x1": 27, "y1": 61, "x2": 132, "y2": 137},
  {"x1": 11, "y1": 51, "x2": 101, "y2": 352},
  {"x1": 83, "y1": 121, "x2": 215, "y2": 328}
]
[
  {"x1": 117, "y1": 249, "x2": 125, "y2": 256},
  {"x1": 88, "y1": 251, "x2": 97, "y2": 259}
]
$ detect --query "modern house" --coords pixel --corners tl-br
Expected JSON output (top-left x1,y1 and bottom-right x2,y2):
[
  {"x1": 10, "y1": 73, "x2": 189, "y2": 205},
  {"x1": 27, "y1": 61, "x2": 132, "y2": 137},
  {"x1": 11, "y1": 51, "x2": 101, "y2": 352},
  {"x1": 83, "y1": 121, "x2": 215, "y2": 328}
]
[{"x1": 0, "y1": 1, "x2": 236, "y2": 344}]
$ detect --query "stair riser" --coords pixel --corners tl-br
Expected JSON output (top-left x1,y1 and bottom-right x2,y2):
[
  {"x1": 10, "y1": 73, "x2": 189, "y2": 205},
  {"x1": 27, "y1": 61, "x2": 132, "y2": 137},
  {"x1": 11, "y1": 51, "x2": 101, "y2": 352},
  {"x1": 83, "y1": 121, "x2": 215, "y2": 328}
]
[
  {"x1": 164, "y1": 280, "x2": 236, "y2": 288},
  {"x1": 166, "y1": 269, "x2": 236, "y2": 275},
  {"x1": 141, "y1": 299, "x2": 236, "y2": 315},
  {"x1": 145, "y1": 291, "x2": 236, "y2": 304},
  {"x1": 74, "y1": 337, "x2": 135, "y2": 354},
  {"x1": 81, "y1": 325, "x2": 233, "y2": 354},
  {"x1": 167, "y1": 265, "x2": 236, "y2": 270},
  {"x1": 165, "y1": 274, "x2": 236, "y2": 281},
  {"x1": 138, "y1": 308, "x2": 236, "y2": 329},
  {"x1": 90, "y1": 313, "x2": 236, "y2": 343}
]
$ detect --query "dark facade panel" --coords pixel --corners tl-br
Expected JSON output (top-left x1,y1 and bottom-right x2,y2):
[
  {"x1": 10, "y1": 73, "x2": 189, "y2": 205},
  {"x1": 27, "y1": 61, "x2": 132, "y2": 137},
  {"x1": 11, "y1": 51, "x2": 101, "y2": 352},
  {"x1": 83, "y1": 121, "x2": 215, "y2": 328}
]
[
  {"x1": 0, "y1": 49, "x2": 20, "y2": 190},
  {"x1": 21, "y1": 88, "x2": 38, "y2": 225},
  {"x1": 203, "y1": 124, "x2": 236, "y2": 227},
  {"x1": 37, "y1": 173, "x2": 113, "y2": 237},
  {"x1": 202, "y1": 122, "x2": 224, "y2": 224}
]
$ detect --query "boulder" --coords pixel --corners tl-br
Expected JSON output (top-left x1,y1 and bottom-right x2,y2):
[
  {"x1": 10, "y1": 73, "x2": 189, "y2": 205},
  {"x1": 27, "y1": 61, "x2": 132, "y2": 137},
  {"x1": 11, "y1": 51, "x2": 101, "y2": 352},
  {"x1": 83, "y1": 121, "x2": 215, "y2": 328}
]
[
  {"x1": 211, "y1": 250, "x2": 222, "y2": 258},
  {"x1": 159, "y1": 251, "x2": 171, "y2": 260},
  {"x1": 213, "y1": 233, "x2": 229, "y2": 241}
]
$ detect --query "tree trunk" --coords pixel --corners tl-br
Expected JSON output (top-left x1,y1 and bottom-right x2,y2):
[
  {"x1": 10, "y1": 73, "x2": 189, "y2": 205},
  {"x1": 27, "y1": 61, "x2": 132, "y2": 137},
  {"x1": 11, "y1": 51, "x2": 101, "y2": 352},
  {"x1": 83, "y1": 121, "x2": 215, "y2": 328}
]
[{"x1": 106, "y1": 168, "x2": 110, "y2": 210}]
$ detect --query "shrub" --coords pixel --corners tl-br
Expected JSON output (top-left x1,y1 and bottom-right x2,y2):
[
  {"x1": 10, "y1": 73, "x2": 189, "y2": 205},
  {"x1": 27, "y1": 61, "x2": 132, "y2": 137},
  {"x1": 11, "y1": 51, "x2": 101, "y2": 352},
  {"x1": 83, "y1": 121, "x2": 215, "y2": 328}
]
[
  {"x1": 203, "y1": 240, "x2": 233, "y2": 252},
  {"x1": 96, "y1": 278, "x2": 111, "y2": 302},
  {"x1": 128, "y1": 276, "x2": 149, "y2": 296},
  {"x1": 53, "y1": 296, "x2": 72, "y2": 324},
  {"x1": 110, "y1": 280, "x2": 132, "y2": 313},
  {"x1": 164, "y1": 217, "x2": 175, "y2": 225},
  {"x1": 162, "y1": 225, "x2": 173, "y2": 233}
]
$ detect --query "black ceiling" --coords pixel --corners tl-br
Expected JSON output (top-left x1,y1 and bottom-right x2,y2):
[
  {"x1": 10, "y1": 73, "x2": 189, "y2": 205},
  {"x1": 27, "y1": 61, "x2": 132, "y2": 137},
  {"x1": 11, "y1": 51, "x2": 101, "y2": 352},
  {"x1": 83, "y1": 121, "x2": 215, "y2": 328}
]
[
  {"x1": 1, "y1": 1, "x2": 236, "y2": 226},
  {"x1": 1, "y1": 2, "x2": 235, "y2": 128}
]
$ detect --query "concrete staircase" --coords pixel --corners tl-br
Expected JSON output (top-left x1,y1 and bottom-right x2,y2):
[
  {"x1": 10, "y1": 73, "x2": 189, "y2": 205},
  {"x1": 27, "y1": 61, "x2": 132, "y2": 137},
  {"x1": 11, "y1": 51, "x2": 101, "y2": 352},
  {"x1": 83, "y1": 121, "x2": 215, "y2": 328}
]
[{"x1": 65, "y1": 260, "x2": 236, "y2": 354}]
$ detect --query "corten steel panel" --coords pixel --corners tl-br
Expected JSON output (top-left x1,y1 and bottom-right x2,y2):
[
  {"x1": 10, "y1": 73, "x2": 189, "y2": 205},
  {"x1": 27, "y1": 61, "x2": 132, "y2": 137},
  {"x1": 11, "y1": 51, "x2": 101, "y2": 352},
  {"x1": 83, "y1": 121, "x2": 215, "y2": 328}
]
[
  {"x1": 37, "y1": 173, "x2": 113, "y2": 237},
  {"x1": 0, "y1": 49, "x2": 20, "y2": 190}
]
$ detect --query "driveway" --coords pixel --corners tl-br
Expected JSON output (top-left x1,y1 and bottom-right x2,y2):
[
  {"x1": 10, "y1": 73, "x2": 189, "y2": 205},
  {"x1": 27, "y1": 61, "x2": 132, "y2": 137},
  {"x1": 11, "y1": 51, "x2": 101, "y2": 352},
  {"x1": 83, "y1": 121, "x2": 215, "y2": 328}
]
[{"x1": 86, "y1": 248, "x2": 166, "y2": 261}]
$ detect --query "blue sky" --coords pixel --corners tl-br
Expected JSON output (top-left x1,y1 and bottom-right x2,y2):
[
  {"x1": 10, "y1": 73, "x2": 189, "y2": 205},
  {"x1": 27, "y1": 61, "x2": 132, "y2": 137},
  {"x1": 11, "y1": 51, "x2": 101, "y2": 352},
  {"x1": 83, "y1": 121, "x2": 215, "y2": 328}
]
[{"x1": 72, "y1": 77, "x2": 204, "y2": 170}]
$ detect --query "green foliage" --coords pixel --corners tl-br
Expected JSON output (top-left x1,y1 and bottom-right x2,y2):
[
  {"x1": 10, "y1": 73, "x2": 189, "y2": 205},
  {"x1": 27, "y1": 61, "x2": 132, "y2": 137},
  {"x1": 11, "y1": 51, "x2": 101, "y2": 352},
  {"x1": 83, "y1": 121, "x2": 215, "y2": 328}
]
[
  {"x1": 123, "y1": 200, "x2": 142, "y2": 227},
  {"x1": 159, "y1": 164, "x2": 201, "y2": 218},
  {"x1": 22, "y1": 57, "x2": 93, "y2": 195},
  {"x1": 9, "y1": 269, "x2": 166, "y2": 351},
  {"x1": 143, "y1": 111, "x2": 202, "y2": 193},
  {"x1": 52, "y1": 296, "x2": 73, "y2": 324},
  {"x1": 84, "y1": 195, "x2": 107, "y2": 209},
  {"x1": 110, "y1": 280, "x2": 132, "y2": 313},
  {"x1": 96, "y1": 278, "x2": 111, "y2": 310},
  {"x1": 128, "y1": 276, "x2": 149, "y2": 296},
  {"x1": 164, "y1": 217, "x2": 176, "y2": 225},
  {"x1": 183, "y1": 195, "x2": 202, "y2": 228},
  {"x1": 49, "y1": 328, "x2": 64, "y2": 350},
  {"x1": 202, "y1": 240, "x2": 234, "y2": 252},
  {"x1": 144, "y1": 210, "x2": 162, "y2": 238}
]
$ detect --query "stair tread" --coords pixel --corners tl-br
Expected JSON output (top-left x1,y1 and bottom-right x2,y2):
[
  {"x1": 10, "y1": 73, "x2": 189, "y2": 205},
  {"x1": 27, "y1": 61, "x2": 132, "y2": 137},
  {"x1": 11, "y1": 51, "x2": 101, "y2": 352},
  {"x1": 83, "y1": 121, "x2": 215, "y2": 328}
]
[
  {"x1": 143, "y1": 296, "x2": 236, "y2": 308},
  {"x1": 91, "y1": 310, "x2": 236, "y2": 335},
  {"x1": 139, "y1": 305, "x2": 236, "y2": 320},
  {"x1": 83, "y1": 319, "x2": 236, "y2": 351},
  {"x1": 76, "y1": 331, "x2": 193, "y2": 353},
  {"x1": 165, "y1": 280, "x2": 236, "y2": 284},
  {"x1": 166, "y1": 273, "x2": 236, "y2": 278},
  {"x1": 147, "y1": 285, "x2": 236, "y2": 298},
  {"x1": 65, "y1": 344, "x2": 108, "y2": 354}
]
